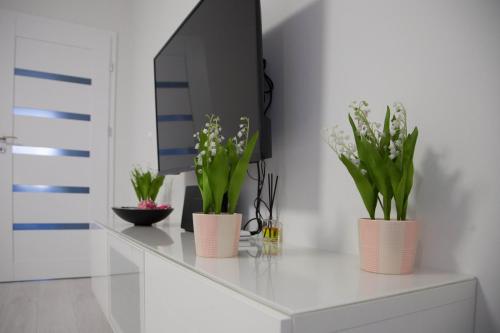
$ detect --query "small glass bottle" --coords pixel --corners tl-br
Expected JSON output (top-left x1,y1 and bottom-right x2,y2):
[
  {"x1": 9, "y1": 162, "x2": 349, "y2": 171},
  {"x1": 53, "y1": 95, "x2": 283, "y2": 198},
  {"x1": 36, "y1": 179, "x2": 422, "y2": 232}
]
[{"x1": 262, "y1": 219, "x2": 282, "y2": 243}]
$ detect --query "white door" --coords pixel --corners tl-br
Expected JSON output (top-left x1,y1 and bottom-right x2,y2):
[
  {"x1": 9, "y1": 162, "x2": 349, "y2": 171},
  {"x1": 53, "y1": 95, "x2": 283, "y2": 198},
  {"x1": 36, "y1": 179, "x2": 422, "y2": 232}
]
[{"x1": 0, "y1": 10, "x2": 115, "y2": 281}]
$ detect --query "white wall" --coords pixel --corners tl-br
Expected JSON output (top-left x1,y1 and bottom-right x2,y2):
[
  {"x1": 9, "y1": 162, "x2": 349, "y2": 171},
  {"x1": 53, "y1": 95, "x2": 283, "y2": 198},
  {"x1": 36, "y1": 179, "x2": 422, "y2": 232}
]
[{"x1": 260, "y1": 0, "x2": 500, "y2": 332}]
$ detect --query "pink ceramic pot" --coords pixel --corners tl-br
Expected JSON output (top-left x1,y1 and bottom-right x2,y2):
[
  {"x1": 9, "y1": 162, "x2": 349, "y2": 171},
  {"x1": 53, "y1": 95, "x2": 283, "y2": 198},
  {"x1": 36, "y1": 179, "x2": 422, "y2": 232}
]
[
  {"x1": 358, "y1": 218, "x2": 418, "y2": 274},
  {"x1": 193, "y1": 213, "x2": 242, "y2": 258}
]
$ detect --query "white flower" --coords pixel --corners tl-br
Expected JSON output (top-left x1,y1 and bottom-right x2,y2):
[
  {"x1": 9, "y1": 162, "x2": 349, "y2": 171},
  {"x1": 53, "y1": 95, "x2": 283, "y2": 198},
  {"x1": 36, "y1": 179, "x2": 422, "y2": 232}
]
[
  {"x1": 361, "y1": 169, "x2": 367, "y2": 176},
  {"x1": 389, "y1": 140, "x2": 399, "y2": 159},
  {"x1": 211, "y1": 148, "x2": 216, "y2": 156},
  {"x1": 360, "y1": 125, "x2": 368, "y2": 136},
  {"x1": 239, "y1": 124, "x2": 244, "y2": 128},
  {"x1": 237, "y1": 131, "x2": 243, "y2": 138},
  {"x1": 200, "y1": 150, "x2": 206, "y2": 156},
  {"x1": 202, "y1": 128, "x2": 208, "y2": 134},
  {"x1": 197, "y1": 168, "x2": 202, "y2": 174},
  {"x1": 194, "y1": 143, "x2": 199, "y2": 150},
  {"x1": 197, "y1": 158, "x2": 203, "y2": 166},
  {"x1": 322, "y1": 126, "x2": 358, "y2": 161},
  {"x1": 390, "y1": 124, "x2": 396, "y2": 136}
]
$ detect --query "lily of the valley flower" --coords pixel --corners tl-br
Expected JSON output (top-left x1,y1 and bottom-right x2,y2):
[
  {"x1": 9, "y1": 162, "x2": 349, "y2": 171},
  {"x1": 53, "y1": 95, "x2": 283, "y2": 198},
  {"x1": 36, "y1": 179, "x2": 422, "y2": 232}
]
[{"x1": 193, "y1": 115, "x2": 250, "y2": 174}]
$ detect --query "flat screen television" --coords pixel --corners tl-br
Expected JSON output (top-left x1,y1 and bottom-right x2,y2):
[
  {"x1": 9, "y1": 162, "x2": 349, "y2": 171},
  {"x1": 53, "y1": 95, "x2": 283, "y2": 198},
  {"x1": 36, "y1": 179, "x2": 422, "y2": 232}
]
[{"x1": 154, "y1": 0, "x2": 271, "y2": 175}]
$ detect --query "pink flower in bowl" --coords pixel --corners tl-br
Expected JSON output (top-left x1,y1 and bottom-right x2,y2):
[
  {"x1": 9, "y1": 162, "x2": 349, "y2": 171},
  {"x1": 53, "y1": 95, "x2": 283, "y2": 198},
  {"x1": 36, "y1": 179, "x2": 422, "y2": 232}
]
[{"x1": 138, "y1": 200, "x2": 157, "y2": 209}]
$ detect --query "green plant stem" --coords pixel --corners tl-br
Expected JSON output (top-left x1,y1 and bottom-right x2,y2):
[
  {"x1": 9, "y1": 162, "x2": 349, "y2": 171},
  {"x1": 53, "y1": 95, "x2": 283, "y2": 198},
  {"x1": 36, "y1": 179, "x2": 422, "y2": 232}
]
[
  {"x1": 377, "y1": 195, "x2": 384, "y2": 211},
  {"x1": 383, "y1": 196, "x2": 391, "y2": 220}
]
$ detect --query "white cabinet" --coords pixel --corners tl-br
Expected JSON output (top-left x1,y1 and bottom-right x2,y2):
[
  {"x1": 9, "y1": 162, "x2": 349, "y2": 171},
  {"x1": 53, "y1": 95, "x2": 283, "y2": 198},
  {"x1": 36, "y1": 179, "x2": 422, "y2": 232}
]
[
  {"x1": 339, "y1": 298, "x2": 475, "y2": 333},
  {"x1": 292, "y1": 279, "x2": 476, "y2": 332},
  {"x1": 144, "y1": 252, "x2": 291, "y2": 333},
  {"x1": 90, "y1": 222, "x2": 476, "y2": 333},
  {"x1": 89, "y1": 225, "x2": 109, "y2": 317},
  {"x1": 107, "y1": 233, "x2": 145, "y2": 333}
]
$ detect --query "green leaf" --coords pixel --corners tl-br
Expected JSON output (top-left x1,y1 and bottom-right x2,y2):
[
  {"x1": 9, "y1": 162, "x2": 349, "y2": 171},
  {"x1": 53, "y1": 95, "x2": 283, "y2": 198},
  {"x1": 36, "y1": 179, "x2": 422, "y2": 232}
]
[
  {"x1": 130, "y1": 168, "x2": 165, "y2": 203},
  {"x1": 386, "y1": 159, "x2": 403, "y2": 219},
  {"x1": 226, "y1": 139, "x2": 239, "y2": 179},
  {"x1": 227, "y1": 132, "x2": 259, "y2": 213},
  {"x1": 357, "y1": 138, "x2": 393, "y2": 219},
  {"x1": 401, "y1": 163, "x2": 413, "y2": 220},
  {"x1": 401, "y1": 127, "x2": 418, "y2": 220},
  {"x1": 379, "y1": 107, "x2": 391, "y2": 156},
  {"x1": 386, "y1": 127, "x2": 418, "y2": 220},
  {"x1": 395, "y1": 169, "x2": 407, "y2": 220},
  {"x1": 340, "y1": 155, "x2": 377, "y2": 219},
  {"x1": 149, "y1": 175, "x2": 165, "y2": 202},
  {"x1": 208, "y1": 148, "x2": 229, "y2": 214},
  {"x1": 201, "y1": 169, "x2": 213, "y2": 213},
  {"x1": 131, "y1": 178, "x2": 141, "y2": 201},
  {"x1": 195, "y1": 159, "x2": 203, "y2": 190},
  {"x1": 348, "y1": 114, "x2": 361, "y2": 147},
  {"x1": 402, "y1": 127, "x2": 418, "y2": 195},
  {"x1": 358, "y1": 139, "x2": 391, "y2": 194}
]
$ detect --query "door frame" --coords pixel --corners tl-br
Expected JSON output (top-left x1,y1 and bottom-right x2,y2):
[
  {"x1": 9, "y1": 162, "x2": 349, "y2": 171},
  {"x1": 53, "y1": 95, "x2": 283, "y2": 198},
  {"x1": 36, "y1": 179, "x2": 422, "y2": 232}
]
[{"x1": 108, "y1": 31, "x2": 117, "y2": 225}]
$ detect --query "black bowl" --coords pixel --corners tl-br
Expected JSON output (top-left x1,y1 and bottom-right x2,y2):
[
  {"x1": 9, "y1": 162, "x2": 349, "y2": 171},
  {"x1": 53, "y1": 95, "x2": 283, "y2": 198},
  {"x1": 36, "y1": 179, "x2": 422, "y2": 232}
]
[{"x1": 112, "y1": 207, "x2": 174, "y2": 226}]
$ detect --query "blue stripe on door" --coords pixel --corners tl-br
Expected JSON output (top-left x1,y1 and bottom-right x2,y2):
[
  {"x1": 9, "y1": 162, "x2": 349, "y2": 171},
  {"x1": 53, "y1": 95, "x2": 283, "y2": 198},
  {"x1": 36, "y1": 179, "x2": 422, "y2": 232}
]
[
  {"x1": 155, "y1": 81, "x2": 189, "y2": 88},
  {"x1": 159, "y1": 147, "x2": 197, "y2": 156},
  {"x1": 13, "y1": 107, "x2": 91, "y2": 121},
  {"x1": 13, "y1": 223, "x2": 90, "y2": 231},
  {"x1": 12, "y1": 146, "x2": 90, "y2": 157},
  {"x1": 14, "y1": 68, "x2": 92, "y2": 85},
  {"x1": 157, "y1": 114, "x2": 193, "y2": 122},
  {"x1": 13, "y1": 185, "x2": 90, "y2": 193}
]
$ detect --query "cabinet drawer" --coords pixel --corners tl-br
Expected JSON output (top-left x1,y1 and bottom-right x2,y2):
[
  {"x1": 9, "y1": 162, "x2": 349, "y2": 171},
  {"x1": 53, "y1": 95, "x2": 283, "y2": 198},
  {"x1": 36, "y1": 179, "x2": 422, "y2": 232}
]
[{"x1": 145, "y1": 252, "x2": 291, "y2": 333}]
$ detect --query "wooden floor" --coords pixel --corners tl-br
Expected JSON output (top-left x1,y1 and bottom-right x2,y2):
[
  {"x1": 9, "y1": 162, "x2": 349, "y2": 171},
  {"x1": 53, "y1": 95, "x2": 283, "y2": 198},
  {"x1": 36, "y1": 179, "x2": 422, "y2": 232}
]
[{"x1": 0, "y1": 278, "x2": 113, "y2": 333}]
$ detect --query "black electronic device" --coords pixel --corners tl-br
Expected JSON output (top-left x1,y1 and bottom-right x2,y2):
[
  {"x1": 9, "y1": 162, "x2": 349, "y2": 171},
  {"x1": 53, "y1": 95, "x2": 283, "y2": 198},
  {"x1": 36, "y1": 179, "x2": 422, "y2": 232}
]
[
  {"x1": 154, "y1": 0, "x2": 271, "y2": 175},
  {"x1": 180, "y1": 186, "x2": 203, "y2": 232}
]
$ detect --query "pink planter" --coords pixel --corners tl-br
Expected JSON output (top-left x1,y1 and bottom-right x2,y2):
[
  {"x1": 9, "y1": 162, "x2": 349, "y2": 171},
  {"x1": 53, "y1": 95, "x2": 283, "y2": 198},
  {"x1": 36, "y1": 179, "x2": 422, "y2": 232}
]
[
  {"x1": 192, "y1": 213, "x2": 242, "y2": 258},
  {"x1": 358, "y1": 218, "x2": 418, "y2": 274}
]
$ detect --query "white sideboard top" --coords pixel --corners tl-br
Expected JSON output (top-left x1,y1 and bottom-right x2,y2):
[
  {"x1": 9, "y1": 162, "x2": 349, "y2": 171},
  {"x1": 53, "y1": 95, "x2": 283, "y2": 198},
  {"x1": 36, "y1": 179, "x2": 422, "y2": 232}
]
[{"x1": 99, "y1": 219, "x2": 474, "y2": 316}]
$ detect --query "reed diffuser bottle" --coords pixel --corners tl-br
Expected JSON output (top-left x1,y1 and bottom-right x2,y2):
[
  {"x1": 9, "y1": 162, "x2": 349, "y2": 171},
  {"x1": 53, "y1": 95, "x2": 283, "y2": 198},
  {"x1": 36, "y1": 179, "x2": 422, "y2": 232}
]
[{"x1": 262, "y1": 173, "x2": 282, "y2": 242}]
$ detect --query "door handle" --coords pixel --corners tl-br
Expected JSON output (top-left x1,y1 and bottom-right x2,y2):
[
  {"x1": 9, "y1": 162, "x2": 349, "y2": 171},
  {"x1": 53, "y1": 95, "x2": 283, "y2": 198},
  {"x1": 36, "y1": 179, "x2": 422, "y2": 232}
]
[
  {"x1": 0, "y1": 136, "x2": 17, "y2": 153},
  {"x1": 0, "y1": 135, "x2": 17, "y2": 143}
]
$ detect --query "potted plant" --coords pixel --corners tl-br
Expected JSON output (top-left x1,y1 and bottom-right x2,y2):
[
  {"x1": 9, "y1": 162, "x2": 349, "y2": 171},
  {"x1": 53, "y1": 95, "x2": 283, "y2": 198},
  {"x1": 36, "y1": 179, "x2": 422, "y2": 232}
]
[
  {"x1": 193, "y1": 115, "x2": 258, "y2": 258},
  {"x1": 130, "y1": 168, "x2": 168, "y2": 209},
  {"x1": 112, "y1": 168, "x2": 173, "y2": 226},
  {"x1": 324, "y1": 101, "x2": 419, "y2": 274}
]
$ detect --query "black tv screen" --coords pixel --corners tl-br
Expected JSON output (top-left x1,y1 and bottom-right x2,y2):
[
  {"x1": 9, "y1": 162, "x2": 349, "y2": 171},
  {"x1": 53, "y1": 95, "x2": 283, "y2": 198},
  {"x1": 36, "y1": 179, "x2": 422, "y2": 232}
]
[{"x1": 154, "y1": 0, "x2": 270, "y2": 175}]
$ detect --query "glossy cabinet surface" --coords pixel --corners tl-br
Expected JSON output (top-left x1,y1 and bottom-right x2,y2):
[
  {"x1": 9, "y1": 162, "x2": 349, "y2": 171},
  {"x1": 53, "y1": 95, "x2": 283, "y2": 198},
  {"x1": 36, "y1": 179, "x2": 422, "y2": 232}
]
[{"x1": 90, "y1": 221, "x2": 476, "y2": 333}]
